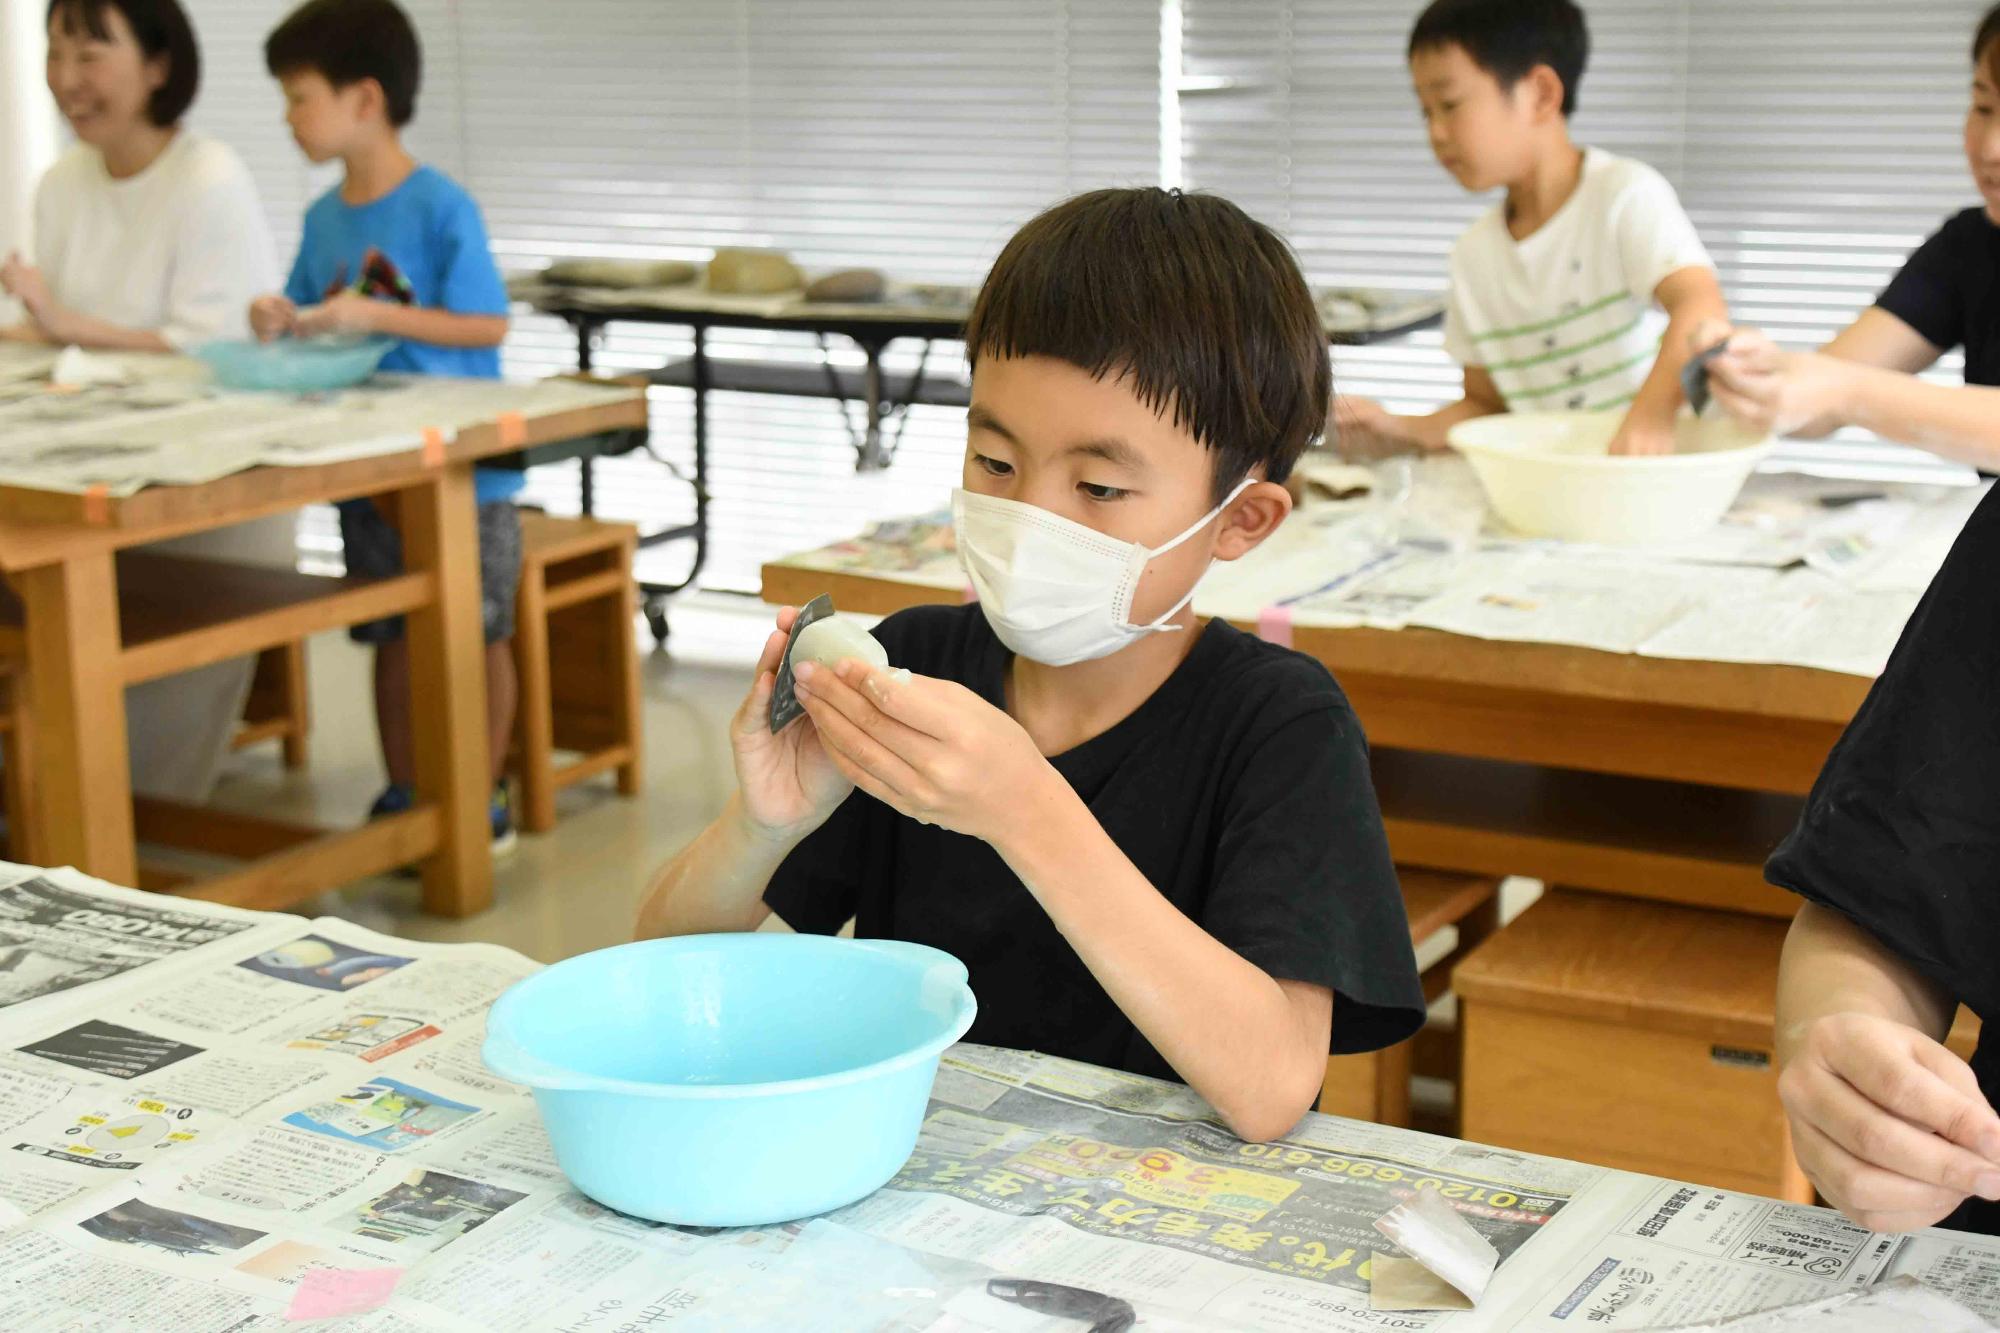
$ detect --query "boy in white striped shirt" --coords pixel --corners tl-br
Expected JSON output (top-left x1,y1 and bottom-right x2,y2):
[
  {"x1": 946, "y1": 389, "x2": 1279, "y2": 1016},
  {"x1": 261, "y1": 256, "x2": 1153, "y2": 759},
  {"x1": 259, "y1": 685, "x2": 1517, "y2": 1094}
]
[{"x1": 1340, "y1": 0, "x2": 1727, "y2": 457}]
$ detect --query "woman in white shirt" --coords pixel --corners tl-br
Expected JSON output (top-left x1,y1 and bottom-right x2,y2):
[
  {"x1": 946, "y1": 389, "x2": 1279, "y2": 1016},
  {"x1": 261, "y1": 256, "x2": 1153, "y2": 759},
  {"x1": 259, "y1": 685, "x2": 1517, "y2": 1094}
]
[
  {"x1": 3, "y1": 0, "x2": 292, "y2": 803},
  {"x1": 4, "y1": 0, "x2": 275, "y2": 350}
]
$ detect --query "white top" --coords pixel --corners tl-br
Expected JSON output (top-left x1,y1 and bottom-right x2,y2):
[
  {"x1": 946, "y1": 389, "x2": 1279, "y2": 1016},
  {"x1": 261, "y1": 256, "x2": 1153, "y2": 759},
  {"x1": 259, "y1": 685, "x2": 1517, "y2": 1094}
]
[
  {"x1": 33, "y1": 131, "x2": 277, "y2": 349},
  {"x1": 1442, "y1": 148, "x2": 1712, "y2": 414}
]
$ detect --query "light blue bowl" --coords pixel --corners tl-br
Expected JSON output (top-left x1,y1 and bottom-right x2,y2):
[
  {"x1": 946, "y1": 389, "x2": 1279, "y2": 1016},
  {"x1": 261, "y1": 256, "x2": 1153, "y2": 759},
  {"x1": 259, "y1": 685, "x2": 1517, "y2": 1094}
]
[
  {"x1": 482, "y1": 934, "x2": 976, "y2": 1227},
  {"x1": 195, "y1": 336, "x2": 395, "y2": 393}
]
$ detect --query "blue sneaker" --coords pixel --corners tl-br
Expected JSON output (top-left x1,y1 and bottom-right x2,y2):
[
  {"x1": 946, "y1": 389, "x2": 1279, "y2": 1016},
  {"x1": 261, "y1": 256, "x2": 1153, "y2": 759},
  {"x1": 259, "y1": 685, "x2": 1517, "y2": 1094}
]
[
  {"x1": 368, "y1": 783, "x2": 414, "y2": 819},
  {"x1": 369, "y1": 782, "x2": 516, "y2": 860},
  {"x1": 490, "y1": 784, "x2": 518, "y2": 858}
]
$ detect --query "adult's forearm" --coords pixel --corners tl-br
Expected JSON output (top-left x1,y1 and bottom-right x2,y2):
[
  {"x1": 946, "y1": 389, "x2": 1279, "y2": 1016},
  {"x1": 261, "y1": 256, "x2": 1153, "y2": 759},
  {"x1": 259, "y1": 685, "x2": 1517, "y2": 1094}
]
[{"x1": 1776, "y1": 902, "x2": 1955, "y2": 1069}]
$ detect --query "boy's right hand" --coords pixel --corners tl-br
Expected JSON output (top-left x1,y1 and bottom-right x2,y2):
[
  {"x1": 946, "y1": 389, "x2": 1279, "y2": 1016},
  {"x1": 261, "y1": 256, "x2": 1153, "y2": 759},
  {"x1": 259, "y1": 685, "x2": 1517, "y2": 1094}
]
[
  {"x1": 729, "y1": 607, "x2": 855, "y2": 842},
  {"x1": 249, "y1": 295, "x2": 297, "y2": 343}
]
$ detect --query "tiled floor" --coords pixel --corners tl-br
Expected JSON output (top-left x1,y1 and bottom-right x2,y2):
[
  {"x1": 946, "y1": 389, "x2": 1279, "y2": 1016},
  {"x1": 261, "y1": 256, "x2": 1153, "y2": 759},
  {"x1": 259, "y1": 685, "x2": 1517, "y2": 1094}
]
[{"x1": 200, "y1": 592, "x2": 780, "y2": 961}]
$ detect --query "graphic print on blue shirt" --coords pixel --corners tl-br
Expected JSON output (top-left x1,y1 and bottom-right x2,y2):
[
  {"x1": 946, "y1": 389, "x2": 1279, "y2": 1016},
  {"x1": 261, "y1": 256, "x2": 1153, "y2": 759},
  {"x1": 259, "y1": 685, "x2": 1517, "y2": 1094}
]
[{"x1": 285, "y1": 165, "x2": 523, "y2": 502}]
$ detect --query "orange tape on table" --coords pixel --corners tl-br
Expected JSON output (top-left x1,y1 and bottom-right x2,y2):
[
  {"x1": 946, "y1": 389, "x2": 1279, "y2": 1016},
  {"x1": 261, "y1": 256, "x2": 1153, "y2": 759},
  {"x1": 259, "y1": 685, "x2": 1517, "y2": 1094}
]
[
  {"x1": 420, "y1": 427, "x2": 448, "y2": 468},
  {"x1": 495, "y1": 411, "x2": 527, "y2": 449},
  {"x1": 82, "y1": 485, "x2": 111, "y2": 525}
]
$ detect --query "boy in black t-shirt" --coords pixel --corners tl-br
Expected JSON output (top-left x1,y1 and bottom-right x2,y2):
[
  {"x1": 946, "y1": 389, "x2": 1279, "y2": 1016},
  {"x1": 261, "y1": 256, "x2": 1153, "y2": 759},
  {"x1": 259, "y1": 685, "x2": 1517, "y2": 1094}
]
[{"x1": 637, "y1": 188, "x2": 1425, "y2": 1143}]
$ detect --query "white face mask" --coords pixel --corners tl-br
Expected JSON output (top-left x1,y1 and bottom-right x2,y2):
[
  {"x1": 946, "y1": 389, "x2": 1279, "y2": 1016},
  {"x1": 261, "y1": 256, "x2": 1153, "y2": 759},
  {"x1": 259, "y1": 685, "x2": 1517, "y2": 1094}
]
[{"x1": 952, "y1": 478, "x2": 1253, "y2": 667}]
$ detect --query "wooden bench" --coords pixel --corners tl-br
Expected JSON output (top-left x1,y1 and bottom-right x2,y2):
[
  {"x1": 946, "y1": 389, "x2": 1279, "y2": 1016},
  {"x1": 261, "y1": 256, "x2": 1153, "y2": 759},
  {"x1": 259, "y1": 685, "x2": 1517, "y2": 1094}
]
[
  {"x1": 511, "y1": 512, "x2": 643, "y2": 833},
  {"x1": 1318, "y1": 866, "x2": 1502, "y2": 1128},
  {"x1": 1455, "y1": 889, "x2": 1813, "y2": 1200}
]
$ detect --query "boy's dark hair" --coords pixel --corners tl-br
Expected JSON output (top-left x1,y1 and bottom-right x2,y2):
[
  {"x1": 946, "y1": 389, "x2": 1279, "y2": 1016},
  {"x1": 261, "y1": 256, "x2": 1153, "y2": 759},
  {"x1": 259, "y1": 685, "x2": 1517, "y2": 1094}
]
[
  {"x1": 964, "y1": 188, "x2": 1329, "y2": 501},
  {"x1": 1409, "y1": 0, "x2": 1589, "y2": 118},
  {"x1": 265, "y1": 0, "x2": 421, "y2": 128},
  {"x1": 1976, "y1": 3, "x2": 2000, "y2": 86},
  {"x1": 48, "y1": 0, "x2": 199, "y2": 126}
]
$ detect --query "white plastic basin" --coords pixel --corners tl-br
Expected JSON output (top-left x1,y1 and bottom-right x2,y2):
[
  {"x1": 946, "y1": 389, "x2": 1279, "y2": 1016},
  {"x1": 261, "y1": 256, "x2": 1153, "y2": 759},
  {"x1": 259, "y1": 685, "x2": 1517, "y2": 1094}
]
[{"x1": 1447, "y1": 411, "x2": 1774, "y2": 546}]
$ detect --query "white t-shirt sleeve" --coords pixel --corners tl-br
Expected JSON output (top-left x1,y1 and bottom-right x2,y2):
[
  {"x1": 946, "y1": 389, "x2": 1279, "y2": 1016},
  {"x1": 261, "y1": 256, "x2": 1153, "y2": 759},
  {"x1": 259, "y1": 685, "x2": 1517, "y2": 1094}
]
[
  {"x1": 31, "y1": 161, "x2": 66, "y2": 277},
  {"x1": 160, "y1": 148, "x2": 278, "y2": 348},
  {"x1": 1605, "y1": 161, "x2": 1712, "y2": 305},
  {"x1": 1441, "y1": 233, "x2": 1483, "y2": 368}
]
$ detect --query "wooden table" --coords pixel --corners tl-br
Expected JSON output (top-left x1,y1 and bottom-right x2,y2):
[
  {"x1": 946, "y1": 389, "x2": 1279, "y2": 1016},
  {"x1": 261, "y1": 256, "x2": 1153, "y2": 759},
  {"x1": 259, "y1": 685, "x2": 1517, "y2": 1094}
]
[
  {"x1": 760, "y1": 561, "x2": 1872, "y2": 918},
  {"x1": 0, "y1": 385, "x2": 647, "y2": 917}
]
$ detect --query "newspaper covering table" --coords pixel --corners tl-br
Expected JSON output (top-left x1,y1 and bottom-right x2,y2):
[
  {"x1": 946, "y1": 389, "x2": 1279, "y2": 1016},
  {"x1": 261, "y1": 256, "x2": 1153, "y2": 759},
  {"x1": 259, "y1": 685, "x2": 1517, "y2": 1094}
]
[
  {"x1": 0, "y1": 343, "x2": 635, "y2": 497},
  {"x1": 1, "y1": 862, "x2": 1996, "y2": 1331},
  {"x1": 776, "y1": 458, "x2": 1989, "y2": 678}
]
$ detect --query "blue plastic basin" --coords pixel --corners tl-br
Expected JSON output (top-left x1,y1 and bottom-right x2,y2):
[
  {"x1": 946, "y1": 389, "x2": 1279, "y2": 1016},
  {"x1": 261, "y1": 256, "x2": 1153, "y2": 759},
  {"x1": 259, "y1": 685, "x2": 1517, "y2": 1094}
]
[
  {"x1": 482, "y1": 934, "x2": 976, "y2": 1227},
  {"x1": 195, "y1": 336, "x2": 395, "y2": 393}
]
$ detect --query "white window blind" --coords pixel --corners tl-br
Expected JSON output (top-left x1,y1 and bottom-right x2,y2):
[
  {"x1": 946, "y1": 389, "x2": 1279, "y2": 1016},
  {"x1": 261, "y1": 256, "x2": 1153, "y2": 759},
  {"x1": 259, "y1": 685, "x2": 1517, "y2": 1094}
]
[
  {"x1": 182, "y1": 0, "x2": 1163, "y2": 591},
  {"x1": 1180, "y1": 0, "x2": 1988, "y2": 479}
]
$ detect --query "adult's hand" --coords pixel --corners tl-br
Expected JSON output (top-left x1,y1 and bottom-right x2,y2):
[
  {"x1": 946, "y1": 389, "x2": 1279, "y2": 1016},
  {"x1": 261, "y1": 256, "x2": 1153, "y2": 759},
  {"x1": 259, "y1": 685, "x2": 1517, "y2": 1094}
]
[
  {"x1": 1698, "y1": 319, "x2": 1852, "y2": 439},
  {"x1": 1780, "y1": 1010, "x2": 2000, "y2": 1233}
]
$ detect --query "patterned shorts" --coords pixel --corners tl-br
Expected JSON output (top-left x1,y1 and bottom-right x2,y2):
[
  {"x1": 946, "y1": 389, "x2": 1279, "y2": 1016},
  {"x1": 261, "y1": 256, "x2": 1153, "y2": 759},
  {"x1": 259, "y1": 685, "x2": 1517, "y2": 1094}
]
[{"x1": 339, "y1": 499, "x2": 522, "y2": 645}]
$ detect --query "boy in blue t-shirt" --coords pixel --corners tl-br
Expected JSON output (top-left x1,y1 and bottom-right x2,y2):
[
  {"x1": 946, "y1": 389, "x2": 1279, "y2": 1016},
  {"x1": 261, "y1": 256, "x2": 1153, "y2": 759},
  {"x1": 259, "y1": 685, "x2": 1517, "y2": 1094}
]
[{"x1": 251, "y1": 0, "x2": 521, "y2": 849}]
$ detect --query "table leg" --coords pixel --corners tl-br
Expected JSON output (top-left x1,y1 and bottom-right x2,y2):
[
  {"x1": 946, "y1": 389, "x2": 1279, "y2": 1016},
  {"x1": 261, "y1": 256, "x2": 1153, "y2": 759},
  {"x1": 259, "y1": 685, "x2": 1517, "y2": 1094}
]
[
  {"x1": 861, "y1": 347, "x2": 886, "y2": 471},
  {"x1": 18, "y1": 553, "x2": 136, "y2": 882},
  {"x1": 399, "y1": 466, "x2": 493, "y2": 916}
]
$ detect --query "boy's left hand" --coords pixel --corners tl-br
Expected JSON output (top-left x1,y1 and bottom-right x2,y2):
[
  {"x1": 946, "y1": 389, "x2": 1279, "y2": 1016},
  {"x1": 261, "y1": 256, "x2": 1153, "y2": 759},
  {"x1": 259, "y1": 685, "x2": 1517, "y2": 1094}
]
[
  {"x1": 294, "y1": 291, "x2": 380, "y2": 337},
  {"x1": 792, "y1": 658, "x2": 1066, "y2": 846}
]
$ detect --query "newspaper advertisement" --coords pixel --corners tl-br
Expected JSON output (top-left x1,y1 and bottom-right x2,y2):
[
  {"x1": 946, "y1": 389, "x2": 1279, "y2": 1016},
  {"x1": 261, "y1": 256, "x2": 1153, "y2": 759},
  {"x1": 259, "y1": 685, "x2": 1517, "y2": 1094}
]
[
  {"x1": 3, "y1": 863, "x2": 2000, "y2": 1331},
  {"x1": 0, "y1": 864, "x2": 280, "y2": 1012},
  {"x1": 1508, "y1": 1180, "x2": 2000, "y2": 1329},
  {"x1": 784, "y1": 512, "x2": 967, "y2": 590}
]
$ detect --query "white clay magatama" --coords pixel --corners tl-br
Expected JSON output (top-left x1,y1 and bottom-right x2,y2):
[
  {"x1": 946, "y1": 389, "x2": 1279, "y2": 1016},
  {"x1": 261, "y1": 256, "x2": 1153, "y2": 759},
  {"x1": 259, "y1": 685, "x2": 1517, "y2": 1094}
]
[{"x1": 791, "y1": 615, "x2": 890, "y2": 673}]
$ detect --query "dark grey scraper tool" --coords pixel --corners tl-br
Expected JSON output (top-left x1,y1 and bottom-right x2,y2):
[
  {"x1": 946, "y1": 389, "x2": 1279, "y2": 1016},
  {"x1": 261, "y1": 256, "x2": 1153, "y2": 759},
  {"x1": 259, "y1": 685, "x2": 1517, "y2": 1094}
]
[
  {"x1": 768, "y1": 594, "x2": 834, "y2": 733},
  {"x1": 1681, "y1": 336, "x2": 1731, "y2": 416}
]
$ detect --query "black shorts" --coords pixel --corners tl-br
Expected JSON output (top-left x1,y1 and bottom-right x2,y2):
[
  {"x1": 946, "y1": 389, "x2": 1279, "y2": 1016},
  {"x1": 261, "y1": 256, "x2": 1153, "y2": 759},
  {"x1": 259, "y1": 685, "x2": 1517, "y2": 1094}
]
[{"x1": 339, "y1": 499, "x2": 522, "y2": 645}]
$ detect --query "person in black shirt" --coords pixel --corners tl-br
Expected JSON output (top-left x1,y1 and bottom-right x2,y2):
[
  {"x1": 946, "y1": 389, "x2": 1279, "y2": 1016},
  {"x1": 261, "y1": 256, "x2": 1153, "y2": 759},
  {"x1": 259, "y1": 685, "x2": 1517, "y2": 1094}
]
[
  {"x1": 1766, "y1": 486, "x2": 2000, "y2": 1236},
  {"x1": 637, "y1": 189, "x2": 1426, "y2": 1143},
  {"x1": 1691, "y1": 4, "x2": 2000, "y2": 470}
]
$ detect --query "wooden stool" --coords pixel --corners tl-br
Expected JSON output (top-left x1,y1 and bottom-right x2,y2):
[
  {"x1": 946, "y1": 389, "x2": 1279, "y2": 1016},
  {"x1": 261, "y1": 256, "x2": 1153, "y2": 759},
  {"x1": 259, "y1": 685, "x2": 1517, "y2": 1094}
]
[
  {"x1": 1318, "y1": 866, "x2": 1502, "y2": 1127},
  {"x1": 1455, "y1": 888, "x2": 1812, "y2": 1202},
  {"x1": 233, "y1": 641, "x2": 311, "y2": 769},
  {"x1": 511, "y1": 512, "x2": 643, "y2": 833}
]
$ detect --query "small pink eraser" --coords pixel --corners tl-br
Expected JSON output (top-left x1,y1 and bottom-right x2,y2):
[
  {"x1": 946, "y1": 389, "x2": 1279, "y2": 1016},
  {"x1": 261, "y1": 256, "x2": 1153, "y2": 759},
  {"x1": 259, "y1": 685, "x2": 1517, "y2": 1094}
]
[
  {"x1": 1257, "y1": 605, "x2": 1294, "y2": 648},
  {"x1": 285, "y1": 1266, "x2": 403, "y2": 1321}
]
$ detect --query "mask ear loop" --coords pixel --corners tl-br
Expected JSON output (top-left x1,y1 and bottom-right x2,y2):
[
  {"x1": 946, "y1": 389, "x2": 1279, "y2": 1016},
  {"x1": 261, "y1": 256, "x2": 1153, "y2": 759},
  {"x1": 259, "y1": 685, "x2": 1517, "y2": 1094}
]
[
  {"x1": 1144, "y1": 475, "x2": 1258, "y2": 560},
  {"x1": 1126, "y1": 476, "x2": 1259, "y2": 634}
]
